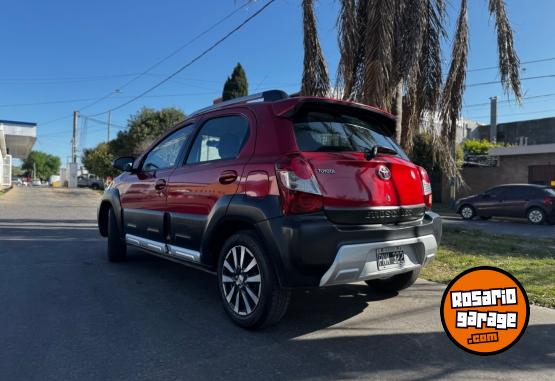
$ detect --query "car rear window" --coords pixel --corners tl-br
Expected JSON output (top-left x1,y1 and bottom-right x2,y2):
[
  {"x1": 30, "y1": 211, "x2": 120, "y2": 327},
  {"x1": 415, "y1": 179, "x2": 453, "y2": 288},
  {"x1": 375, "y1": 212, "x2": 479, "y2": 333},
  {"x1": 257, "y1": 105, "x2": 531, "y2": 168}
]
[
  {"x1": 544, "y1": 188, "x2": 555, "y2": 196},
  {"x1": 293, "y1": 111, "x2": 409, "y2": 160}
]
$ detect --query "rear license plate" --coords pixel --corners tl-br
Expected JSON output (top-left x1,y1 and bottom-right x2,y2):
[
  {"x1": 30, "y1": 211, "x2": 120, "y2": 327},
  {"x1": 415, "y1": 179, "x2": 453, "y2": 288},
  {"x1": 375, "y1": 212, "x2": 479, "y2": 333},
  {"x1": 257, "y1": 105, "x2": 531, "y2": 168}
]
[{"x1": 376, "y1": 247, "x2": 405, "y2": 270}]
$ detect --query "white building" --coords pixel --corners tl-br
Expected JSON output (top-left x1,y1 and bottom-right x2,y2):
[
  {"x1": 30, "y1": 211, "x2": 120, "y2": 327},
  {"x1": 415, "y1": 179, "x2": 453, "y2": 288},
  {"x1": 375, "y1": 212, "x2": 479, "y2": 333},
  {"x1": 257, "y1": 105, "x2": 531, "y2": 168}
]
[
  {"x1": 0, "y1": 120, "x2": 37, "y2": 188},
  {"x1": 419, "y1": 112, "x2": 481, "y2": 144}
]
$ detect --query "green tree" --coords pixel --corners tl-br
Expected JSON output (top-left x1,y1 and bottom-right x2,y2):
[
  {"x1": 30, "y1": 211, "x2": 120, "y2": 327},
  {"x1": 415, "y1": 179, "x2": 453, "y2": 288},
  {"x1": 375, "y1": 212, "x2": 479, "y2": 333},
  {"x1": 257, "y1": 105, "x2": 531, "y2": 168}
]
[
  {"x1": 22, "y1": 151, "x2": 61, "y2": 180},
  {"x1": 410, "y1": 133, "x2": 463, "y2": 173},
  {"x1": 462, "y1": 139, "x2": 504, "y2": 155},
  {"x1": 410, "y1": 133, "x2": 439, "y2": 173},
  {"x1": 222, "y1": 63, "x2": 248, "y2": 101},
  {"x1": 82, "y1": 143, "x2": 115, "y2": 179},
  {"x1": 109, "y1": 107, "x2": 185, "y2": 157},
  {"x1": 12, "y1": 166, "x2": 24, "y2": 177}
]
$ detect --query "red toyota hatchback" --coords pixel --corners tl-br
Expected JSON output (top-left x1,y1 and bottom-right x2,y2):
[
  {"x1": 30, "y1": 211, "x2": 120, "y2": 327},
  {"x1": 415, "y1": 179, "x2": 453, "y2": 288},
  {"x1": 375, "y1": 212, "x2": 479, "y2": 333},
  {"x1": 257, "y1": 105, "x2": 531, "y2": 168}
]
[{"x1": 98, "y1": 90, "x2": 442, "y2": 328}]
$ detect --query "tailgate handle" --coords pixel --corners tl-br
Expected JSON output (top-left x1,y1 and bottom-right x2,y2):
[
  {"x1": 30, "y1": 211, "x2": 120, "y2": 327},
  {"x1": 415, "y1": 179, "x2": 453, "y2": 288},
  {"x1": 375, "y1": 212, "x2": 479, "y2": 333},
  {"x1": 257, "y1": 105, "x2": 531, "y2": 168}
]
[
  {"x1": 155, "y1": 179, "x2": 166, "y2": 190},
  {"x1": 219, "y1": 170, "x2": 238, "y2": 184}
]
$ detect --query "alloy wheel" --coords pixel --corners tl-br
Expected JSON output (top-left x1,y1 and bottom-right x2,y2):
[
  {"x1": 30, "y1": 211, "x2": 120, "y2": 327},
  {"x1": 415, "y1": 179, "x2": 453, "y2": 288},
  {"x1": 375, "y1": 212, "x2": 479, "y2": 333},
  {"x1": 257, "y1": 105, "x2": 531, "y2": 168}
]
[
  {"x1": 221, "y1": 245, "x2": 261, "y2": 316},
  {"x1": 528, "y1": 209, "x2": 544, "y2": 224},
  {"x1": 461, "y1": 206, "x2": 474, "y2": 219}
]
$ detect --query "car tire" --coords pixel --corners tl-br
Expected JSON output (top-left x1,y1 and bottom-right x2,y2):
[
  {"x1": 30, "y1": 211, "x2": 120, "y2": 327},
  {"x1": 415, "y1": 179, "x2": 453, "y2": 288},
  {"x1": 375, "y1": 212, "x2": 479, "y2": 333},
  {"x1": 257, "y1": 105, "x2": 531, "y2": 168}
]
[
  {"x1": 107, "y1": 207, "x2": 127, "y2": 262},
  {"x1": 365, "y1": 269, "x2": 420, "y2": 292},
  {"x1": 459, "y1": 205, "x2": 475, "y2": 220},
  {"x1": 217, "y1": 231, "x2": 291, "y2": 329},
  {"x1": 527, "y1": 207, "x2": 546, "y2": 225},
  {"x1": 91, "y1": 183, "x2": 99, "y2": 190}
]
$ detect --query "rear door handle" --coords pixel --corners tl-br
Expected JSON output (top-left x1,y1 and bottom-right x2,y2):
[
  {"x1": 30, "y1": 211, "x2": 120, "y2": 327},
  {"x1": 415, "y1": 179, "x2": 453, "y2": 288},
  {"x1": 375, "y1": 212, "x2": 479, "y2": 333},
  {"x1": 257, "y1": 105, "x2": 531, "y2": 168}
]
[
  {"x1": 155, "y1": 179, "x2": 166, "y2": 190},
  {"x1": 219, "y1": 170, "x2": 238, "y2": 185}
]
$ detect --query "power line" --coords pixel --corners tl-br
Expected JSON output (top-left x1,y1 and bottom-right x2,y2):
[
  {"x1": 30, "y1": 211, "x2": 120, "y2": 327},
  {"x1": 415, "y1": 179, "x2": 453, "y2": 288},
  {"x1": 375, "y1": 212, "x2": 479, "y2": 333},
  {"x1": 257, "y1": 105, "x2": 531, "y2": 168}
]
[
  {"x1": 36, "y1": 90, "x2": 219, "y2": 126},
  {"x1": 463, "y1": 92, "x2": 555, "y2": 108},
  {"x1": 4, "y1": 54, "x2": 555, "y2": 82},
  {"x1": 77, "y1": 1, "x2": 253, "y2": 113},
  {"x1": 467, "y1": 74, "x2": 555, "y2": 87},
  {"x1": 40, "y1": 119, "x2": 126, "y2": 138},
  {"x1": 4, "y1": 91, "x2": 217, "y2": 108},
  {"x1": 40, "y1": 115, "x2": 74, "y2": 126},
  {"x1": 465, "y1": 108, "x2": 555, "y2": 120},
  {"x1": 0, "y1": 73, "x2": 141, "y2": 84},
  {"x1": 0, "y1": 97, "x2": 98, "y2": 108},
  {"x1": 81, "y1": 116, "x2": 126, "y2": 129},
  {"x1": 114, "y1": 1, "x2": 253, "y2": 92},
  {"x1": 89, "y1": 0, "x2": 276, "y2": 117},
  {"x1": 467, "y1": 57, "x2": 555, "y2": 72}
]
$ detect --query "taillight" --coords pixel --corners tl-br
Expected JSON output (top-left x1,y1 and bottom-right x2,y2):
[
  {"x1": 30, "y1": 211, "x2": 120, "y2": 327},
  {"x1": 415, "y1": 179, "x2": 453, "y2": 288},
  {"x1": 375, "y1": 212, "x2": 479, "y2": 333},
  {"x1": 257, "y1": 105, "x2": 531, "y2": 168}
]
[
  {"x1": 544, "y1": 197, "x2": 553, "y2": 206},
  {"x1": 276, "y1": 155, "x2": 323, "y2": 214},
  {"x1": 418, "y1": 166, "x2": 433, "y2": 209}
]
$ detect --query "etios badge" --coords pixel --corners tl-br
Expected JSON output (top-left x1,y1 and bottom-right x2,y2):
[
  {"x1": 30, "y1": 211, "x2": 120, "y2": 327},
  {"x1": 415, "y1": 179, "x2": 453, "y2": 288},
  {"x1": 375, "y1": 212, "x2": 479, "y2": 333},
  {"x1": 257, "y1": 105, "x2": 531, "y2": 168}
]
[{"x1": 377, "y1": 165, "x2": 391, "y2": 180}]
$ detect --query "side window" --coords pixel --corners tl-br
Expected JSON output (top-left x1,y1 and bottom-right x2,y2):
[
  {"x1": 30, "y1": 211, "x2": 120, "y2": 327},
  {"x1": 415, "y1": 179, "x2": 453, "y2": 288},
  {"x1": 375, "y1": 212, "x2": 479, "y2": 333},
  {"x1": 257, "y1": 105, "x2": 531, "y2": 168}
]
[
  {"x1": 502, "y1": 187, "x2": 522, "y2": 200},
  {"x1": 142, "y1": 126, "x2": 191, "y2": 171},
  {"x1": 186, "y1": 115, "x2": 249, "y2": 164},
  {"x1": 526, "y1": 188, "x2": 545, "y2": 199},
  {"x1": 486, "y1": 187, "x2": 505, "y2": 198}
]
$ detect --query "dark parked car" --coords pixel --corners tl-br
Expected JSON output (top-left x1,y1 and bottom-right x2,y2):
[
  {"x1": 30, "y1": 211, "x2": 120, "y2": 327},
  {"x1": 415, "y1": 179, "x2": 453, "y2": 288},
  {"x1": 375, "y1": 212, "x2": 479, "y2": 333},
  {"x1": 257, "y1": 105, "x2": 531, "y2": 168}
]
[
  {"x1": 455, "y1": 184, "x2": 555, "y2": 225},
  {"x1": 97, "y1": 90, "x2": 442, "y2": 328}
]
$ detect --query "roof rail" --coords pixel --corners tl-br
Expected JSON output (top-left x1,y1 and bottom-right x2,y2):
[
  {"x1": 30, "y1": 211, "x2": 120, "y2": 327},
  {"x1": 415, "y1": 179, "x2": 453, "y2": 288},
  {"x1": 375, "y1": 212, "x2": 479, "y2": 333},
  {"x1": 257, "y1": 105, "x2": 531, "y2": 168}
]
[{"x1": 190, "y1": 90, "x2": 288, "y2": 117}]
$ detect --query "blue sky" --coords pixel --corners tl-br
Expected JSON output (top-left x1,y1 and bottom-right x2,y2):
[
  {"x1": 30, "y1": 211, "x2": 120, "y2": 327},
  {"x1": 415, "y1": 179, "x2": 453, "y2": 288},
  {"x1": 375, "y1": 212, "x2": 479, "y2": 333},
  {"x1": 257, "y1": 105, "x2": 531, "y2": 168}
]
[{"x1": 2, "y1": 0, "x2": 555, "y2": 164}]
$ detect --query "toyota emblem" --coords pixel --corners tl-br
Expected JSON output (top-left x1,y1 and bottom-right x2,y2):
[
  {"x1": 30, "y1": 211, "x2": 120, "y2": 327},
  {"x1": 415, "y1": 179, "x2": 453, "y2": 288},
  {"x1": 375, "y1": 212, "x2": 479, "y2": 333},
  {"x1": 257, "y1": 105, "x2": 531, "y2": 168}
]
[{"x1": 377, "y1": 165, "x2": 391, "y2": 180}]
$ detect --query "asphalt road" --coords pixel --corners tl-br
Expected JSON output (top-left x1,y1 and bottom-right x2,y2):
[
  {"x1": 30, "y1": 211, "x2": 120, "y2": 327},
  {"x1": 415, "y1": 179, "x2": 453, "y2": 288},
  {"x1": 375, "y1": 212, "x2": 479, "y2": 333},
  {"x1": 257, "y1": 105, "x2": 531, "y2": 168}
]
[
  {"x1": 442, "y1": 215, "x2": 555, "y2": 240},
  {"x1": 1, "y1": 187, "x2": 554, "y2": 381}
]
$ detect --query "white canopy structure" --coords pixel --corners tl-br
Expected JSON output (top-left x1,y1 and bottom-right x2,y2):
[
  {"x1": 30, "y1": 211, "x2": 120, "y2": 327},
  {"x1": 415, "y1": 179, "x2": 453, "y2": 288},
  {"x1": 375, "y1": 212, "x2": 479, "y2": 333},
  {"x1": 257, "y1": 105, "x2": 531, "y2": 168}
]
[{"x1": 0, "y1": 120, "x2": 37, "y2": 188}]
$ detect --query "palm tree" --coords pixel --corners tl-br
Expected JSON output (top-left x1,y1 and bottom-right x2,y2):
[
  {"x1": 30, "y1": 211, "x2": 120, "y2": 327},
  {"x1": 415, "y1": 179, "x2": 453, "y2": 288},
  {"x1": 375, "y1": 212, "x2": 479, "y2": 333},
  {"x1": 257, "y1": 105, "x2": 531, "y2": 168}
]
[
  {"x1": 300, "y1": 0, "x2": 330, "y2": 97},
  {"x1": 301, "y1": 0, "x2": 521, "y2": 182}
]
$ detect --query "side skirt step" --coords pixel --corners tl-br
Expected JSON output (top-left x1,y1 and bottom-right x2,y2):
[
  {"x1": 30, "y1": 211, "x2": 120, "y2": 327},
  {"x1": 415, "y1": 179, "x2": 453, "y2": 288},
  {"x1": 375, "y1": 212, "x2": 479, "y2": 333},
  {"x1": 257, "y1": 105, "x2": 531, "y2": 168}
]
[{"x1": 125, "y1": 234, "x2": 201, "y2": 263}]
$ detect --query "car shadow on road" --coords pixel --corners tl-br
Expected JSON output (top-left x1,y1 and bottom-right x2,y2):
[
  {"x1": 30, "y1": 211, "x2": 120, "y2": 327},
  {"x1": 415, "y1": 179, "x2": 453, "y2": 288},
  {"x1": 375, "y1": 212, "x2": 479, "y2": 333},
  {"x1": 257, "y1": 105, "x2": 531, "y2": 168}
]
[
  {"x1": 2, "y1": 234, "x2": 554, "y2": 380},
  {"x1": 87, "y1": 251, "x2": 555, "y2": 380},
  {"x1": 124, "y1": 247, "x2": 397, "y2": 331}
]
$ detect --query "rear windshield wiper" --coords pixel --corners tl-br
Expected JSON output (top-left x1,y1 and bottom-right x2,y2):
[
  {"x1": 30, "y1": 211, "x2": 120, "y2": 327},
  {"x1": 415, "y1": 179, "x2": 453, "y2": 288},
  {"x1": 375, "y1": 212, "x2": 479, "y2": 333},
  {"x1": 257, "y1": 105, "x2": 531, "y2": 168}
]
[{"x1": 364, "y1": 145, "x2": 398, "y2": 160}]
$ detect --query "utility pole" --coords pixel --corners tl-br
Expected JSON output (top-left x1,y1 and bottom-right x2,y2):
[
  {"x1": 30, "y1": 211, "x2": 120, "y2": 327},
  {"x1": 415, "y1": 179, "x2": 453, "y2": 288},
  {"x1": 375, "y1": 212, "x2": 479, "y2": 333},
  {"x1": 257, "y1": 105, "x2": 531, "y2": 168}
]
[
  {"x1": 489, "y1": 96, "x2": 497, "y2": 143},
  {"x1": 72, "y1": 110, "x2": 79, "y2": 163},
  {"x1": 107, "y1": 110, "x2": 112, "y2": 143}
]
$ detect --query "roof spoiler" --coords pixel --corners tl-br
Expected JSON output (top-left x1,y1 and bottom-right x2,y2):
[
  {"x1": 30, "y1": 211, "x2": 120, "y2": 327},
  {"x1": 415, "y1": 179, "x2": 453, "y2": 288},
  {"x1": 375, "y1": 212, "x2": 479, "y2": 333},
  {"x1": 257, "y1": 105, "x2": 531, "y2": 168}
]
[
  {"x1": 274, "y1": 98, "x2": 396, "y2": 134},
  {"x1": 190, "y1": 90, "x2": 289, "y2": 117}
]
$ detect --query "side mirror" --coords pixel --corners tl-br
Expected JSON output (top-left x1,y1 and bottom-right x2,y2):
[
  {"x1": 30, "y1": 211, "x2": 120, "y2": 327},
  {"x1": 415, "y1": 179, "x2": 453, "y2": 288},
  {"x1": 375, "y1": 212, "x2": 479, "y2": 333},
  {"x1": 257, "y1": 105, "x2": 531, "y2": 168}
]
[{"x1": 113, "y1": 157, "x2": 135, "y2": 172}]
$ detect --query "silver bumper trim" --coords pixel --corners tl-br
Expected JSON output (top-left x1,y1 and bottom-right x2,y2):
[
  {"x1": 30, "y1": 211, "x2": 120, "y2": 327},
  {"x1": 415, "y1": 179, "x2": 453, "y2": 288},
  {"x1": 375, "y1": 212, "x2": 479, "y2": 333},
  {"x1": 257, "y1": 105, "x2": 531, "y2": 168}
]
[{"x1": 319, "y1": 234, "x2": 437, "y2": 287}]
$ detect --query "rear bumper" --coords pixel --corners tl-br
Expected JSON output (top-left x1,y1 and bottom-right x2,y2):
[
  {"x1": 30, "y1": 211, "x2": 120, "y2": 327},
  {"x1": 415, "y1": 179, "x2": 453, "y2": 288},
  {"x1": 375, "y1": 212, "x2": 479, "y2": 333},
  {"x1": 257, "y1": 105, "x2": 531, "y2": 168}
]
[
  {"x1": 319, "y1": 234, "x2": 437, "y2": 287},
  {"x1": 257, "y1": 211, "x2": 442, "y2": 288}
]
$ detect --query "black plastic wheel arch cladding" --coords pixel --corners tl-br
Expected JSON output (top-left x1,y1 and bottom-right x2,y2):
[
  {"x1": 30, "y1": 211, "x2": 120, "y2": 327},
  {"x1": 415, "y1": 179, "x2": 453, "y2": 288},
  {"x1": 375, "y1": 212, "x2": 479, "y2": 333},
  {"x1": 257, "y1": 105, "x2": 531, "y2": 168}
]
[
  {"x1": 98, "y1": 188, "x2": 123, "y2": 237},
  {"x1": 199, "y1": 194, "x2": 286, "y2": 279}
]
